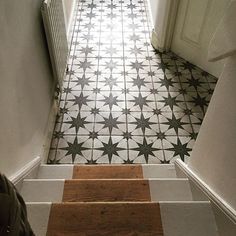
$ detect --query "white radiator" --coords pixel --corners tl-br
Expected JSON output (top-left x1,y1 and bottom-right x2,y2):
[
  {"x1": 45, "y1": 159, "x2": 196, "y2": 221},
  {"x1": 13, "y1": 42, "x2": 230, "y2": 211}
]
[{"x1": 42, "y1": 0, "x2": 68, "y2": 89}]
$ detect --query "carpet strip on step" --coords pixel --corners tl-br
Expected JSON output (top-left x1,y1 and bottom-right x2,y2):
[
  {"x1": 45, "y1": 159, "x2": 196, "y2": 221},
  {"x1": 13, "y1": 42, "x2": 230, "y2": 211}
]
[
  {"x1": 62, "y1": 179, "x2": 151, "y2": 202},
  {"x1": 72, "y1": 165, "x2": 144, "y2": 179},
  {"x1": 46, "y1": 202, "x2": 163, "y2": 236}
]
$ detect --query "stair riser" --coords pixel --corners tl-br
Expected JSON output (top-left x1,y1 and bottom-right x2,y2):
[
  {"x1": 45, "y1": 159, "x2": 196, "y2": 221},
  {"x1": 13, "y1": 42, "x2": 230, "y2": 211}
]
[
  {"x1": 27, "y1": 202, "x2": 218, "y2": 236},
  {"x1": 21, "y1": 179, "x2": 192, "y2": 202},
  {"x1": 37, "y1": 164, "x2": 177, "y2": 179}
]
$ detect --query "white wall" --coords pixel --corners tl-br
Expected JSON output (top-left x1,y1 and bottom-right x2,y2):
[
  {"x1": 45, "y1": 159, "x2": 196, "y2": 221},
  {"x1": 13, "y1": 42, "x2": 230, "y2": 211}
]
[
  {"x1": 187, "y1": 1, "x2": 236, "y2": 216},
  {"x1": 188, "y1": 55, "x2": 236, "y2": 211},
  {"x1": 0, "y1": 0, "x2": 54, "y2": 178}
]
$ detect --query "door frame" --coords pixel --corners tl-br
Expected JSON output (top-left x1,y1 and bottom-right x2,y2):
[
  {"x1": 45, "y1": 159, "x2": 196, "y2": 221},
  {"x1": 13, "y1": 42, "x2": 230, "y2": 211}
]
[{"x1": 148, "y1": 0, "x2": 180, "y2": 51}]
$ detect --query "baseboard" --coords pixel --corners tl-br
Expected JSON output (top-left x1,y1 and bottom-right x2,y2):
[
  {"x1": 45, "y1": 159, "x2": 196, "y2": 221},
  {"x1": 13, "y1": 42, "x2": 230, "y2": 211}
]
[
  {"x1": 9, "y1": 156, "x2": 41, "y2": 190},
  {"x1": 175, "y1": 159, "x2": 236, "y2": 224}
]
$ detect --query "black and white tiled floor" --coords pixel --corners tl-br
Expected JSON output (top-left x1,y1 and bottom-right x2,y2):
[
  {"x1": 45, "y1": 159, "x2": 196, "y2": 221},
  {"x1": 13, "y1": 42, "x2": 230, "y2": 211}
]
[{"x1": 48, "y1": 0, "x2": 217, "y2": 164}]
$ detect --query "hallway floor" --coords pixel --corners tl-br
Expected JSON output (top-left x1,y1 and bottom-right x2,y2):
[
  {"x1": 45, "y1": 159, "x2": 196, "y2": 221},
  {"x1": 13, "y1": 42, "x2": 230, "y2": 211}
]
[{"x1": 48, "y1": 0, "x2": 217, "y2": 164}]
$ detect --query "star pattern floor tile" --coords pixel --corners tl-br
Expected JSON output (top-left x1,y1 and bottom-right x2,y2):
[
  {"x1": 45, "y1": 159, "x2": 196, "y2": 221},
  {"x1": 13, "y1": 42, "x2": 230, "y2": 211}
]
[{"x1": 48, "y1": 0, "x2": 217, "y2": 164}]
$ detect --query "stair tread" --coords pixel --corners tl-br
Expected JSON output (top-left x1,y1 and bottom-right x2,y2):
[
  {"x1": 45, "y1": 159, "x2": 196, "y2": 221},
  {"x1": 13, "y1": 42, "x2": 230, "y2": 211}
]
[
  {"x1": 27, "y1": 164, "x2": 218, "y2": 236},
  {"x1": 47, "y1": 202, "x2": 163, "y2": 236},
  {"x1": 62, "y1": 179, "x2": 151, "y2": 202},
  {"x1": 72, "y1": 165, "x2": 144, "y2": 179}
]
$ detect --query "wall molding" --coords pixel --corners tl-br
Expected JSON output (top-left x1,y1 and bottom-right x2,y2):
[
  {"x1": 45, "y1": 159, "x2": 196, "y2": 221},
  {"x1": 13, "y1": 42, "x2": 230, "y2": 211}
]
[
  {"x1": 175, "y1": 159, "x2": 236, "y2": 224},
  {"x1": 9, "y1": 156, "x2": 41, "y2": 188}
]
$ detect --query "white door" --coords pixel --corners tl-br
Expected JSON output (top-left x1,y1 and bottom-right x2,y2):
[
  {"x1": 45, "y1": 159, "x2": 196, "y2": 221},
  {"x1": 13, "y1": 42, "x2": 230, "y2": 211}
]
[{"x1": 171, "y1": 0, "x2": 231, "y2": 77}]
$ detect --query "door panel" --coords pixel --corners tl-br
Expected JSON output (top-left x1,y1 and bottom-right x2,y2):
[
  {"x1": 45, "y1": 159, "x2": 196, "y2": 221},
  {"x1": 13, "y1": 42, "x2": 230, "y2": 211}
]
[{"x1": 171, "y1": 0, "x2": 230, "y2": 77}]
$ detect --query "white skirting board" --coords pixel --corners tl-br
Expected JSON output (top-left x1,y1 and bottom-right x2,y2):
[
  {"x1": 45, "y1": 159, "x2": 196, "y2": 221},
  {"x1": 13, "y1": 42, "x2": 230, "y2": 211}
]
[
  {"x1": 9, "y1": 156, "x2": 42, "y2": 191},
  {"x1": 175, "y1": 159, "x2": 236, "y2": 224}
]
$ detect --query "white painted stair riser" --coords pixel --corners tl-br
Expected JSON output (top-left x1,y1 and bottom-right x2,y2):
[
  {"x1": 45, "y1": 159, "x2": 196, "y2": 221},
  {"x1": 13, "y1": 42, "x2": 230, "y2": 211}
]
[
  {"x1": 160, "y1": 202, "x2": 219, "y2": 236},
  {"x1": 21, "y1": 179, "x2": 192, "y2": 202},
  {"x1": 37, "y1": 164, "x2": 177, "y2": 179}
]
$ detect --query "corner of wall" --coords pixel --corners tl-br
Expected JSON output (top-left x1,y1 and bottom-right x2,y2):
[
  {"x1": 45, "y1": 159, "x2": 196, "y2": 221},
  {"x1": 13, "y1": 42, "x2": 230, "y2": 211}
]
[
  {"x1": 41, "y1": 95, "x2": 59, "y2": 164},
  {"x1": 151, "y1": 30, "x2": 165, "y2": 52}
]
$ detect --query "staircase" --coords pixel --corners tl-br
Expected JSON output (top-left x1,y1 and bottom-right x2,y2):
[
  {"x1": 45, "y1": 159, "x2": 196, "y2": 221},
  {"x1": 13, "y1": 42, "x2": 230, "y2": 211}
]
[{"x1": 20, "y1": 164, "x2": 219, "y2": 236}]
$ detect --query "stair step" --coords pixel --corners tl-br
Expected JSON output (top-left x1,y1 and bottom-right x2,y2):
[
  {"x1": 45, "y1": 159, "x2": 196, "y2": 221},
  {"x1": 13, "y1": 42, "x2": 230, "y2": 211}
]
[
  {"x1": 63, "y1": 179, "x2": 151, "y2": 202},
  {"x1": 21, "y1": 179, "x2": 192, "y2": 202},
  {"x1": 37, "y1": 164, "x2": 177, "y2": 179},
  {"x1": 27, "y1": 202, "x2": 218, "y2": 236}
]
